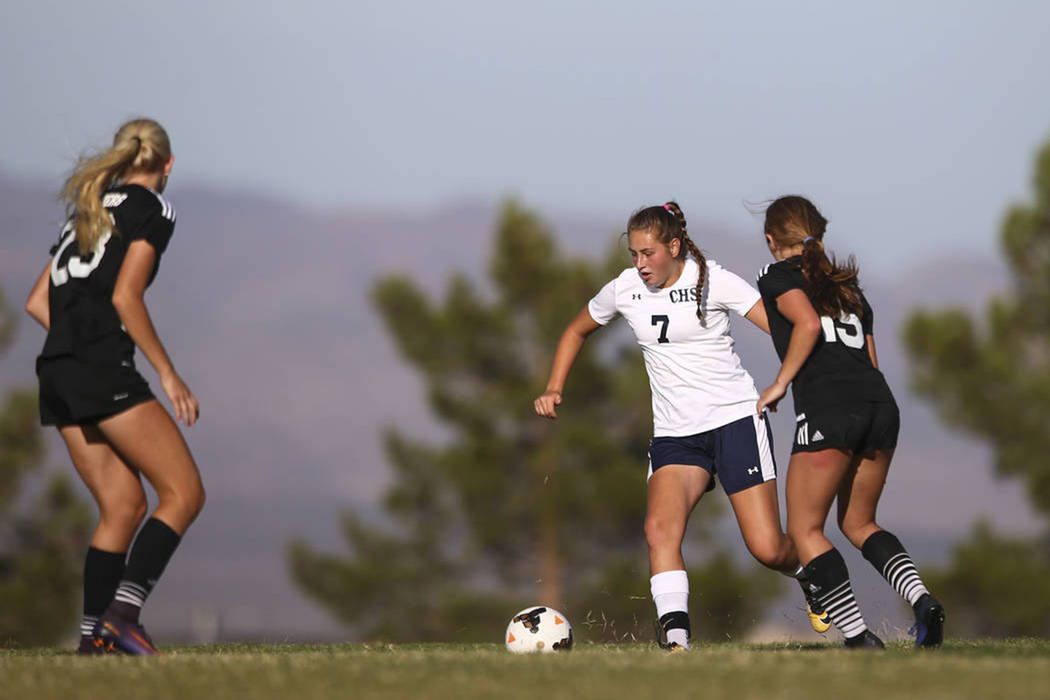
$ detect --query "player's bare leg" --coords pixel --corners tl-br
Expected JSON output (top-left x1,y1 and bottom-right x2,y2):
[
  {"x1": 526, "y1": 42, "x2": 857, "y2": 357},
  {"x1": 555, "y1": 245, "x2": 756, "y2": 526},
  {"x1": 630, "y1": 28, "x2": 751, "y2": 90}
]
[
  {"x1": 839, "y1": 449, "x2": 944, "y2": 647},
  {"x1": 61, "y1": 424, "x2": 147, "y2": 551},
  {"x1": 644, "y1": 465, "x2": 710, "y2": 650},
  {"x1": 96, "y1": 399, "x2": 204, "y2": 535},
  {"x1": 91, "y1": 399, "x2": 205, "y2": 655},
  {"x1": 728, "y1": 480, "x2": 795, "y2": 571},
  {"x1": 60, "y1": 424, "x2": 146, "y2": 654},
  {"x1": 786, "y1": 448, "x2": 849, "y2": 564},
  {"x1": 787, "y1": 448, "x2": 881, "y2": 647},
  {"x1": 729, "y1": 480, "x2": 829, "y2": 632}
]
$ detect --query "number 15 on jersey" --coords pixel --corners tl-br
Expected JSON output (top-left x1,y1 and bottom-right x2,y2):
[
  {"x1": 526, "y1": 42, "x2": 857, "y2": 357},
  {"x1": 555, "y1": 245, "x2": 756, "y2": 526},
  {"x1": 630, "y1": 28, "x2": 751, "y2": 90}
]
[{"x1": 820, "y1": 314, "x2": 863, "y2": 349}]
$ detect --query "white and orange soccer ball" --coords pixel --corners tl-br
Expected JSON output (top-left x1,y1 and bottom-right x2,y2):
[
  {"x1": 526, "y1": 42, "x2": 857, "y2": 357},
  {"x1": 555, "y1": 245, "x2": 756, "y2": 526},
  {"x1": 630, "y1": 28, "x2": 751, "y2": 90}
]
[{"x1": 504, "y1": 606, "x2": 573, "y2": 653}]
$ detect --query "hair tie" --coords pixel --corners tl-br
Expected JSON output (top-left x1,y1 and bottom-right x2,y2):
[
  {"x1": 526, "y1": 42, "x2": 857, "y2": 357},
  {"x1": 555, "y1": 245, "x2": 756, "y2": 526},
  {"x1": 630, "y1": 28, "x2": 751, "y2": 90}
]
[
  {"x1": 802, "y1": 236, "x2": 814, "y2": 244},
  {"x1": 663, "y1": 204, "x2": 672, "y2": 212}
]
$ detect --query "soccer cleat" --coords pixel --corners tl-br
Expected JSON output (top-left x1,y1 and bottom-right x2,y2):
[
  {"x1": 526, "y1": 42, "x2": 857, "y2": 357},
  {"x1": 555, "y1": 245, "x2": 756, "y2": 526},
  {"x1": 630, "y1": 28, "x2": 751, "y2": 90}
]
[
  {"x1": 95, "y1": 616, "x2": 162, "y2": 656},
  {"x1": 76, "y1": 635, "x2": 116, "y2": 656},
  {"x1": 910, "y1": 594, "x2": 945, "y2": 648},
  {"x1": 658, "y1": 640, "x2": 689, "y2": 652},
  {"x1": 843, "y1": 629, "x2": 885, "y2": 649},
  {"x1": 798, "y1": 576, "x2": 831, "y2": 634},
  {"x1": 805, "y1": 599, "x2": 832, "y2": 634}
]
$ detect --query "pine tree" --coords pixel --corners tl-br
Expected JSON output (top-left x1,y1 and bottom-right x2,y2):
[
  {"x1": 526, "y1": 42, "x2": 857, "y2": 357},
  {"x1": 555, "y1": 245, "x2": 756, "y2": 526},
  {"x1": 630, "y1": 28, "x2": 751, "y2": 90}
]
[
  {"x1": 0, "y1": 287, "x2": 91, "y2": 646},
  {"x1": 903, "y1": 137, "x2": 1050, "y2": 636}
]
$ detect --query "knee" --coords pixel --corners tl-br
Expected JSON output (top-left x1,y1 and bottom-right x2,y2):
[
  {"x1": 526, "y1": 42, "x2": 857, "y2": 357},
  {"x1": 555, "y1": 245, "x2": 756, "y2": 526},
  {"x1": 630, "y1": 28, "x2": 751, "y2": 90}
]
[
  {"x1": 839, "y1": 518, "x2": 878, "y2": 549},
  {"x1": 183, "y1": 481, "x2": 206, "y2": 522},
  {"x1": 644, "y1": 514, "x2": 684, "y2": 552},
  {"x1": 99, "y1": 491, "x2": 148, "y2": 531},
  {"x1": 194, "y1": 484, "x2": 206, "y2": 518},
  {"x1": 747, "y1": 539, "x2": 788, "y2": 570},
  {"x1": 163, "y1": 478, "x2": 206, "y2": 523}
]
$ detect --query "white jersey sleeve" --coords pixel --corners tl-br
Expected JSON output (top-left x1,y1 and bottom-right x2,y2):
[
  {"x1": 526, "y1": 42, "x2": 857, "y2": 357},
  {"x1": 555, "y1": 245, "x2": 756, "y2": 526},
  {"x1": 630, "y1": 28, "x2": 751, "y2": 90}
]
[
  {"x1": 707, "y1": 260, "x2": 761, "y2": 316},
  {"x1": 587, "y1": 277, "x2": 620, "y2": 326}
]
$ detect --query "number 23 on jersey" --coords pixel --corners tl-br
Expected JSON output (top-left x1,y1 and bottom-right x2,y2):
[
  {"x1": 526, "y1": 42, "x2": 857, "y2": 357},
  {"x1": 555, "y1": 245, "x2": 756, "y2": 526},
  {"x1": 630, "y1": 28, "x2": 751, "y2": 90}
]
[{"x1": 50, "y1": 225, "x2": 112, "y2": 287}]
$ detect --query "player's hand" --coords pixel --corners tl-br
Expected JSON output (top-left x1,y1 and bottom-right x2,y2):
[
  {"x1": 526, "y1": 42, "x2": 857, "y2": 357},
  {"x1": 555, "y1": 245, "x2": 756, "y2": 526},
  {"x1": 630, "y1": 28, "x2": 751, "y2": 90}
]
[
  {"x1": 757, "y1": 382, "x2": 787, "y2": 417},
  {"x1": 161, "y1": 370, "x2": 200, "y2": 426},
  {"x1": 534, "y1": 390, "x2": 563, "y2": 419}
]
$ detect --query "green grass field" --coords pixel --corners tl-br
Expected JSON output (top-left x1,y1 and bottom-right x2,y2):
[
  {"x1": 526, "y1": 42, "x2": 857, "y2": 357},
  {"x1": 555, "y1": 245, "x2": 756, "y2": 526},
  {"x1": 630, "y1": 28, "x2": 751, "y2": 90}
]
[{"x1": 3, "y1": 640, "x2": 1049, "y2": 700}]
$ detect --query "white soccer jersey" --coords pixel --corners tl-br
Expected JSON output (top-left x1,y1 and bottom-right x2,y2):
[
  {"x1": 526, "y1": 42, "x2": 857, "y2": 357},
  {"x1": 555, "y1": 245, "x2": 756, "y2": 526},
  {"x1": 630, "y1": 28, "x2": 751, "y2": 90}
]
[{"x1": 588, "y1": 257, "x2": 761, "y2": 437}]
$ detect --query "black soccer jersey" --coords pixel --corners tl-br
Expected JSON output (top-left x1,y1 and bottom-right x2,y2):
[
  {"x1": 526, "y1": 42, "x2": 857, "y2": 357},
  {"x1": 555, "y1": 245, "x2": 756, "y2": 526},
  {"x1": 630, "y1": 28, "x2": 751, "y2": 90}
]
[
  {"x1": 756, "y1": 257, "x2": 893, "y2": 408},
  {"x1": 40, "y1": 184, "x2": 175, "y2": 363}
]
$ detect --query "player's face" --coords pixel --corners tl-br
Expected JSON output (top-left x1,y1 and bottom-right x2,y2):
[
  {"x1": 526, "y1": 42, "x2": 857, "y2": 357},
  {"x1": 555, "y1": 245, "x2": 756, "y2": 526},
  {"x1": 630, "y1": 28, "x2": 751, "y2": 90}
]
[{"x1": 628, "y1": 229, "x2": 681, "y2": 288}]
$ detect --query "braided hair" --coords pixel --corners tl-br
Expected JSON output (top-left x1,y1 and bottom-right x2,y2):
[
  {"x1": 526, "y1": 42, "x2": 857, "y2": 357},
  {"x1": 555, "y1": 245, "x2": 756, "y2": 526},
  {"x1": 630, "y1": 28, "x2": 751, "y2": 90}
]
[{"x1": 626, "y1": 201, "x2": 707, "y2": 320}]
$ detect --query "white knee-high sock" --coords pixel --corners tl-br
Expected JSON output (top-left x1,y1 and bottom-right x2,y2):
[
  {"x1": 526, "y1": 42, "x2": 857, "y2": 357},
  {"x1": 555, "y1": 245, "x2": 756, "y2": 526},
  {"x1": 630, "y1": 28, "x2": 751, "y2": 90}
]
[{"x1": 651, "y1": 569, "x2": 690, "y2": 648}]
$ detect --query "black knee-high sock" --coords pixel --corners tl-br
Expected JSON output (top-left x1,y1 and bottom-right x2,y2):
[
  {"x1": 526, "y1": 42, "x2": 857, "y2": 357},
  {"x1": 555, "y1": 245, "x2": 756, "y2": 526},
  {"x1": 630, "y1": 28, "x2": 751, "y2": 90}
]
[
  {"x1": 106, "y1": 518, "x2": 181, "y2": 623},
  {"x1": 861, "y1": 530, "x2": 930, "y2": 606},
  {"x1": 803, "y1": 548, "x2": 868, "y2": 639},
  {"x1": 82, "y1": 547, "x2": 126, "y2": 637}
]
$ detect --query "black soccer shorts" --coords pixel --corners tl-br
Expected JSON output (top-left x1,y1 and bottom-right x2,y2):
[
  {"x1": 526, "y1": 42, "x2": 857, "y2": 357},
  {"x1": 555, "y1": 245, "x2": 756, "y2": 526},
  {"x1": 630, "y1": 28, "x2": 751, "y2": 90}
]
[
  {"x1": 37, "y1": 355, "x2": 154, "y2": 427},
  {"x1": 791, "y1": 400, "x2": 899, "y2": 455}
]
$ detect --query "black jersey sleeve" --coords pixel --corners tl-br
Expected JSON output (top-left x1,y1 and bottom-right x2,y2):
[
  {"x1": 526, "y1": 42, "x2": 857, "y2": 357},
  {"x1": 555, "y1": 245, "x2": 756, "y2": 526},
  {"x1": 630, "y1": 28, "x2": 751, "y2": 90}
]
[
  {"x1": 757, "y1": 261, "x2": 803, "y2": 301},
  {"x1": 115, "y1": 186, "x2": 176, "y2": 257}
]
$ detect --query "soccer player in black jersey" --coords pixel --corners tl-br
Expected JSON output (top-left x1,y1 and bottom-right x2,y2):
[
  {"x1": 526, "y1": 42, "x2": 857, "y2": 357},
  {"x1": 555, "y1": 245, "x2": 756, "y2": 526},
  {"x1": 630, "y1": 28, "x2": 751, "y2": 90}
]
[
  {"x1": 24, "y1": 119, "x2": 204, "y2": 655},
  {"x1": 754, "y1": 195, "x2": 944, "y2": 648}
]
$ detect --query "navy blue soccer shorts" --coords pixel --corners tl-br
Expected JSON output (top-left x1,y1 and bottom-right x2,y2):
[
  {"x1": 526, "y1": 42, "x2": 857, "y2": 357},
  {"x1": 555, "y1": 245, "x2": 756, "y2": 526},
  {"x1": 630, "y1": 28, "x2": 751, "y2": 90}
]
[{"x1": 647, "y1": 414, "x2": 777, "y2": 495}]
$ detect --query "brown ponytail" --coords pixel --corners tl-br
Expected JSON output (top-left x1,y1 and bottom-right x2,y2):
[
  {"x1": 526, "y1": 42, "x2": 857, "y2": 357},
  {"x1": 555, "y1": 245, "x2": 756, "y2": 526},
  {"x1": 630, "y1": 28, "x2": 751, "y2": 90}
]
[
  {"x1": 626, "y1": 200, "x2": 707, "y2": 321},
  {"x1": 61, "y1": 118, "x2": 172, "y2": 255},
  {"x1": 764, "y1": 195, "x2": 862, "y2": 318}
]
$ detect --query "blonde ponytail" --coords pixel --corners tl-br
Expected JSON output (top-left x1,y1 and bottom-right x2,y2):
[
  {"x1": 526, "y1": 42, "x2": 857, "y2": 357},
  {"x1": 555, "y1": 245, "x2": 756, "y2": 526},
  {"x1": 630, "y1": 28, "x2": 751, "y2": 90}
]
[{"x1": 60, "y1": 118, "x2": 172, "y2": 255}]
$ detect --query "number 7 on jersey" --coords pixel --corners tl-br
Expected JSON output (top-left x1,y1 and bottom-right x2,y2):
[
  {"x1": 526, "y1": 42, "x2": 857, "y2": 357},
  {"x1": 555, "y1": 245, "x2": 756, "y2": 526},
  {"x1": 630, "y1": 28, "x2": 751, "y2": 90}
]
[{"x1": 651, "y1": 314, "x2": 670, "y2": 344}]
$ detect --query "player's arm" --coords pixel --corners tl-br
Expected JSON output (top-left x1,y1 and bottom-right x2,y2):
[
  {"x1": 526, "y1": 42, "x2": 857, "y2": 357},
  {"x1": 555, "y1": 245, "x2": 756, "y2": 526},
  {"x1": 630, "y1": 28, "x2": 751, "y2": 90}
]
[
  {"x1": 25, "y1": 261, "x2": 51, "y2": 330},
  {"x1": 534, "y1": 307, "x2": 602, "y2": 419},
  {"x1": 112, "y1": 239, "x2": 199, "y2": 426},
  {"x1": 756, "y1": 289, "x2": 821, "y2": 415},
  {"x1": 743, "y1": 299, "x2": 770, "y2": 334}
]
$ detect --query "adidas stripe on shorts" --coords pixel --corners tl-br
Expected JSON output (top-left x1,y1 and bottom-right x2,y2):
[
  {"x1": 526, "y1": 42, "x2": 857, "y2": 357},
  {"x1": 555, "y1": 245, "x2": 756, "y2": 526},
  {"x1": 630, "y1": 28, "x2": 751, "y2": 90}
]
[{"x1": 792, "y1": 401, "x2": 899, "y2": 455}]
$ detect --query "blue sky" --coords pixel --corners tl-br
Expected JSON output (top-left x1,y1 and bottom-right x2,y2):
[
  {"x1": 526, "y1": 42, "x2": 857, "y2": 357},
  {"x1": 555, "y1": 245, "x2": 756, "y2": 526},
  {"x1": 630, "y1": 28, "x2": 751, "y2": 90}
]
[{"x1": 2, "y1": 0, "x2": 1049, "y2": 272}]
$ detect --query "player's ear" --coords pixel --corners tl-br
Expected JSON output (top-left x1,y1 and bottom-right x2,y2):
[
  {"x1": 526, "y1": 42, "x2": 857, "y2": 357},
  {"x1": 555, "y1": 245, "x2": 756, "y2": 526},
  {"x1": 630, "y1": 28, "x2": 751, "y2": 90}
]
[
  {"x1": 670, "y1": 238, "x2": 681, "y2": 257},
  {"x1": 164, "y1": 156, "x2": 174, "y2": 175}
]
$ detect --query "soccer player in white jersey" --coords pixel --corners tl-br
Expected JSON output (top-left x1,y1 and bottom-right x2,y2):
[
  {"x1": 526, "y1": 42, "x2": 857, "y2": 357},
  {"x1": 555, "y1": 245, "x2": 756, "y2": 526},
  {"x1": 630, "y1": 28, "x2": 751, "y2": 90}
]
[
  {"x1": 534, "y1": 201, "x2": 827, "y2": 650},
  {"x1": 25, "y1": 119, "x2": 205, "y2": 655},
  {"x1": 755, "y1": 195, "x2": 944, "y2": 648}
]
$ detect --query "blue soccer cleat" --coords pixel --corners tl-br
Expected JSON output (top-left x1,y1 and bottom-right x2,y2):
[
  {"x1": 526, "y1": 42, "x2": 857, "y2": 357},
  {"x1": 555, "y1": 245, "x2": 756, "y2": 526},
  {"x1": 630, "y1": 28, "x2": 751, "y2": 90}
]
[
  {"x1": 95, "y1": 616, "x2": 162, "y2": 656},
  {"x1": 910, "y1": 594, "x2": 945, "y2": 648}
]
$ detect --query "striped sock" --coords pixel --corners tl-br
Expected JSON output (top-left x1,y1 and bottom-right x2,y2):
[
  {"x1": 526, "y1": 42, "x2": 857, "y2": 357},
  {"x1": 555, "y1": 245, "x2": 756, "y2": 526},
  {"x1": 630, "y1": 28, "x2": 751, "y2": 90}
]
[
  {"x1": 862, "y1": 530, "x2": 930, "y2": 605},
  {"x1": 81, "y1": 615, "x2": 99, "y2": 638},
  {"x1": 106, "y1": 518, "x2": 181, "y2": 622},
  {"x1": 803, "y1": 548, "x2": 868, "y2": 638}
]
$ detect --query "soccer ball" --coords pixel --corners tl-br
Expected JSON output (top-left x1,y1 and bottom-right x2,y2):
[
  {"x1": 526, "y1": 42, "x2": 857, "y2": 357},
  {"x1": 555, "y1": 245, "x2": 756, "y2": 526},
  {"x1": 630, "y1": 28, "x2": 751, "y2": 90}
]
[{"x1": 504, "y1": 606, "x2": 573, "y2": 653}]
